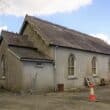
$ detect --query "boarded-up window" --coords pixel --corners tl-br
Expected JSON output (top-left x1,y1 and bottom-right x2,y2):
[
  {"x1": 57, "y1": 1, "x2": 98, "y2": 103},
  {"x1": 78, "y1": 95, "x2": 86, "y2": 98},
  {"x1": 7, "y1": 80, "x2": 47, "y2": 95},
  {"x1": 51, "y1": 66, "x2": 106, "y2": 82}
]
[
  {"x1": 68, "y1": 54, "x2": 75, "y2": 76},
  {"x1": 92, "y1": 57, "x2": 96, "y2": 75}
]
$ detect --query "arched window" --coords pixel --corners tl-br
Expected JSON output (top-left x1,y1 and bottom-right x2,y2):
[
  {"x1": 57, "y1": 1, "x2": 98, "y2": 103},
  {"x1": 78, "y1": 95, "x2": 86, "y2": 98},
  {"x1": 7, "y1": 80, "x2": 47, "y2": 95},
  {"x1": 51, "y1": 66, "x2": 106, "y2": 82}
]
[
  {"x1": 108, "y1": 59, "x2": 110, "y2": 72},
  {"x1": 92, "y1": 56, "x2": 96, "y2": 75},
  {"x1": 1, "y1": 55, "x2": 6, "y2": 77},
  {"x1": 68, "y1": 54, "x2": 75, "y2": 76}
]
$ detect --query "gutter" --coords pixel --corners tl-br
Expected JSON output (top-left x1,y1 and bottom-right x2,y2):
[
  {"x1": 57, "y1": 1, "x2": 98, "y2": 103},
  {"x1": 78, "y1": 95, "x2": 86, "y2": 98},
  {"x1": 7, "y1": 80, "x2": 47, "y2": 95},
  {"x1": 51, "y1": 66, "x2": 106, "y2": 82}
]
[{"x1": 20, "y1": 58, "x2": 54, "y2": 63}]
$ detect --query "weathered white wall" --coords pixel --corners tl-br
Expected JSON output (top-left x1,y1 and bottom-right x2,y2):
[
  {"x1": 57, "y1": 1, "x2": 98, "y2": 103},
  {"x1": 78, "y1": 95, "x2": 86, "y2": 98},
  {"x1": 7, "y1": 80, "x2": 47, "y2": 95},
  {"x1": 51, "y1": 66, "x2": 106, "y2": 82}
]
[
  {"x1": 0, "y1": 39, "x2": 23, "y2": 91},
  {"x1": 7, "y1": 51, "x2": 23, "y2": 91},
  {"x1": 54, "y1": 47, "x2": 110, "y2": 90},
  {"x1": 0, "y1": 40, "x2": 8, "y2": 88},
  {"x1": 22, "y1": 61, "x2": 54, "y2": 92}
]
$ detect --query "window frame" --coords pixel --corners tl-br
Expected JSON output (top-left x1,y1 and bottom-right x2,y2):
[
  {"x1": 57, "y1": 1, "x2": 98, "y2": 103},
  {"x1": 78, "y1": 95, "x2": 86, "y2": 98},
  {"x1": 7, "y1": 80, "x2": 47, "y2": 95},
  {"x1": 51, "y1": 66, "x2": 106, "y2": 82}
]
[
  {"x1": 108, "y1": 59, "x2": 110, "y2": 72},
  {"x1": 68, "y1": 54, "x2": 75, "y2": 78},
  {"x1": 1, "y1": 55, "x2": 6, "y2": 79},
  {"x1": 91, "y1": 56, "x2": 97, "y2": 76}
]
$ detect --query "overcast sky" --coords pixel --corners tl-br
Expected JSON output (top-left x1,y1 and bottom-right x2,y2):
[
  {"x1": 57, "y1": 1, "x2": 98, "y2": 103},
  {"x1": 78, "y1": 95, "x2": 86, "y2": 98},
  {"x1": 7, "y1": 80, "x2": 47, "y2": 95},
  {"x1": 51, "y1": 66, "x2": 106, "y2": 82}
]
[{"x1": 0, "y1": 0, "x2": 110, "y2": 44}]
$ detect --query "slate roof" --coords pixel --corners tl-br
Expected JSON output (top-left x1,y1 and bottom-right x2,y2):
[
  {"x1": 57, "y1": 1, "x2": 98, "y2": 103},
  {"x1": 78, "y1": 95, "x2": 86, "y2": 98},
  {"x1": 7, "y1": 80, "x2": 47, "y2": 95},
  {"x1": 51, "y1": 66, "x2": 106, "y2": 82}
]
[
  {"x1": 1, "y1": 31, "x2": 53, "y2": 62},
  {"x1": 1, "y1": 31, "x2": 34, "y2": 48},
  {"x1": 20, "y1": 15, "x2": 110, "y2": 55}
]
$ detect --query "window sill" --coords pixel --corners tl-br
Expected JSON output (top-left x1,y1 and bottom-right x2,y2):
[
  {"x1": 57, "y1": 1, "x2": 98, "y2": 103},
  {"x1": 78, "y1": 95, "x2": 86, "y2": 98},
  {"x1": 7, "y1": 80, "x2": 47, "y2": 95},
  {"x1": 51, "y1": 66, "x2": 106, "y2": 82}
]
[
  {"x1": 35, "y1": 65, "x2": 44, "y2": 68},
  {"x1": 0, "y1": 76, "x2": 6, "y2": 80},
  {"x1": 93, "y1": 74, "x2": 98, "y2": 78},
  {"x1": 68, "y1": 75, "x2": 78, "y2": 80}
]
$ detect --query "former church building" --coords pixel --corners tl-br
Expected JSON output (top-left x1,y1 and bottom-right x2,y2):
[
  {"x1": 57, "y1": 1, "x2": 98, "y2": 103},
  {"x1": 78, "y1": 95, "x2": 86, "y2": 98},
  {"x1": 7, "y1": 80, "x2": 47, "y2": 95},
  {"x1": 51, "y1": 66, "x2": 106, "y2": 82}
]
[{"x1": 0, "y1": 15, "x2": 110, "y2": 92}]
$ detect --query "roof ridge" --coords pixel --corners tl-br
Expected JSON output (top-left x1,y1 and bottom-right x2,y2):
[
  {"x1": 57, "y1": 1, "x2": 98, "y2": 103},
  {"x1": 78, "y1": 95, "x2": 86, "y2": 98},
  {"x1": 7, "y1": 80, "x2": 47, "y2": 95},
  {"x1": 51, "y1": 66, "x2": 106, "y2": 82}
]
[
  {"x1": 1, "y1": 30, "x2": 18, "y2": 36},
  {"x1": 1, "y1": 30, "x2": 28, "y2": 38},
  {"x1": 1, "y1": 30, "x2": 36, "y2": 49},
  {"x1": 20, "y1": 15, "x2": 110, "y2": 55},
  {"x1": 26, "y1": 15, "x2": 110, "y2": 46}
]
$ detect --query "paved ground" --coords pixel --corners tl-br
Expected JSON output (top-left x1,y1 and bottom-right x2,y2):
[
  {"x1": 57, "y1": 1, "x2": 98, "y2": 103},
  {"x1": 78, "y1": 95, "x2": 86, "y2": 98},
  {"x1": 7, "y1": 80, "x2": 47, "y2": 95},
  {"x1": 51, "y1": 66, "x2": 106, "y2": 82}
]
[{"x1": 0, "y1": 85, "x2": 110, "y2": 110}]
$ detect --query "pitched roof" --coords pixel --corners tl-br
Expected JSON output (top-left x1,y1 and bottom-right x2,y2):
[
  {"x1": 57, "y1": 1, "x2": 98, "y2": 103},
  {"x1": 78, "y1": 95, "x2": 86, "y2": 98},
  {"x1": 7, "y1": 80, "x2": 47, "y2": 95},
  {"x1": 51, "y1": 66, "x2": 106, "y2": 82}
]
[
  {"x1": 9, "y1": 46, "x2": 52, "y2": 62},
  {"x1": 1, "y1": 31, "x2": 53, "y2": 62},
  {"x1": 20, "y1": 15, "x2": 110, "y2": 55},
  {"x1": 1, "y1": 31, "x2": 34, "y2": 48}
]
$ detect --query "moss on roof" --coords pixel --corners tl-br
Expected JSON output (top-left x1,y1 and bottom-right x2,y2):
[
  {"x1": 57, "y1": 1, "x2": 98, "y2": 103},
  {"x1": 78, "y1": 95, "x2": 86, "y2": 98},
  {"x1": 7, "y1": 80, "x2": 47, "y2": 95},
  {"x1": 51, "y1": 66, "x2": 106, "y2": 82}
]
[{"x1": 20, "y1": 15, "x2": 110, "y2": 55}]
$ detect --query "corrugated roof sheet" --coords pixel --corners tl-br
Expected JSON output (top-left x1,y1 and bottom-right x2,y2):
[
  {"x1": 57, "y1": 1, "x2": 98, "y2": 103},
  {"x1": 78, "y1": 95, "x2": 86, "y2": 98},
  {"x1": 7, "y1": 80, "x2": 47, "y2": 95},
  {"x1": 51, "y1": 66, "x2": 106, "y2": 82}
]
[{"x1": 9, "y1": 46, "x2": 52, "y2": 61}]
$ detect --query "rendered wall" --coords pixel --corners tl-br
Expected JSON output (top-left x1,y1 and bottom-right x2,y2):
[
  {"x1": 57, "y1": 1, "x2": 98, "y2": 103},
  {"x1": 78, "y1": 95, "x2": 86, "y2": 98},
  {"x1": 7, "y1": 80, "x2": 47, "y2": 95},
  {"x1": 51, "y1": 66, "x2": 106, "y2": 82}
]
[
  {"x1": 22, "y1": 61, "x2": 54, "y2": 92},
  {"x1": 54, "y1": 47, "x2": 110, "y2": 90},
  {"x1": 6, "y1": 51, "x2": 23, "y2": 91}
]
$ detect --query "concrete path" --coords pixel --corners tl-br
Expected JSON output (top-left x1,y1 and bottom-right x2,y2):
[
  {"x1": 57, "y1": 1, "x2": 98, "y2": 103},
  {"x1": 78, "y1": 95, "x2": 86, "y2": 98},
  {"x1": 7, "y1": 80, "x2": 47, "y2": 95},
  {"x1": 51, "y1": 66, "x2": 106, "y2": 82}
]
[{"x1": 0, "y1": 86, "x2": 110, "y2": 110}]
